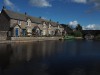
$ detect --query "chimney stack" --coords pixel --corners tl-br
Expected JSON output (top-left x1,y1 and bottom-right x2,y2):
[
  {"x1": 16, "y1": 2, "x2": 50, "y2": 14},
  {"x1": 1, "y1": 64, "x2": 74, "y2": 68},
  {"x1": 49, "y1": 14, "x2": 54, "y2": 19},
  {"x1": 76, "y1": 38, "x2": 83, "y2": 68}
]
[
  {"x1": 25, "y1": 12, "x2": 27, "y2": 15},
  {"x1": 50, "y1": 19, "x2": 52, "y2": 22},
  {"x1": 39, "y1": 16, "x2": 41, "y2": 19},
  {"x1": 3, "y1": 6, "x2": 6, "y2": 10},
  {"x1": 57, "y1": 21, "x2": 59, "y2": 24}
]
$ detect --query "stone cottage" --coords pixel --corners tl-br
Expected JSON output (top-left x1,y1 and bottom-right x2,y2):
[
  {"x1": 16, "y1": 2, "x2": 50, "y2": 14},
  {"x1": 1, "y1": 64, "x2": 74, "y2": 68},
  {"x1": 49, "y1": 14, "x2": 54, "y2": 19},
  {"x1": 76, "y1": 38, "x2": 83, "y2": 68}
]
[{"x1": 0, "y1": 7, "x2": 64, "y2": 38}]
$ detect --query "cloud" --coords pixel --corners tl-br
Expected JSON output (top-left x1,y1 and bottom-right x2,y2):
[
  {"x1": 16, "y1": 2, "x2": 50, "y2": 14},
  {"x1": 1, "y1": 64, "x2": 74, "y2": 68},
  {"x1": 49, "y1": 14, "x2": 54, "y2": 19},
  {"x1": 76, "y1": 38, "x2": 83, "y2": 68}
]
[
  {"x1": 69, "y1": 20, "x2": 78, "y2": 27},
  {"x1": 4, "y1": 0, "x2": 19, "y2": 11},
  {"x1": 41, "y1": 17, "x2": 47, "y2": 20},
  {"x1": 71, "y1": 0, "x2": 87, "y2": 4},
  {"x1": 0, "y1": 11, "x2": 1, "y2": 13},
  {"x1": 88, "y1": 0, "x2": 100, "y2": 10},
  {"x1": 29, "y1": 0, "x2": 52, "y2": 7},
  {"x1": 86, "y1": 24, "x2": 96, "y2": 30},
  {"x1": 4, "y1": 0, "x2": 15, "y2": 9},
  {"x1": 82, "y1": 24, "x2": 100, "y2": 30},
  {"x1": 71, "y1": 0, "x2": 100, "y2": 10}
]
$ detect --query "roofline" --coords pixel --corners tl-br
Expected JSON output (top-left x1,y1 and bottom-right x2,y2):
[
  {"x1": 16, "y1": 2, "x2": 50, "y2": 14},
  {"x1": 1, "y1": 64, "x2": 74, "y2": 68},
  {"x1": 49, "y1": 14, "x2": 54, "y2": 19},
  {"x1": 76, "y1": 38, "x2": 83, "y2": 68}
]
[{"x1": 1, "y1": 9, "x2": 64, "y2": 28}]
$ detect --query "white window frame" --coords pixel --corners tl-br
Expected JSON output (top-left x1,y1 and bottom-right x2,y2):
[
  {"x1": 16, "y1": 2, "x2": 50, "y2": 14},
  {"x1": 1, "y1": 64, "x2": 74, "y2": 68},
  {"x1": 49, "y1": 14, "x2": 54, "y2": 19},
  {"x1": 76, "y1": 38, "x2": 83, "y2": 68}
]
[
  {"x1": 18, "y1": 20, "x2": 21, "y2": 25},
  {"x1": 27, "y1": 19, "x2": 31, "y2": 26},
  {"x1": 43, "y1": 22, "x2": 46, "y2": 28},
  {"x1": 58, "y1": 25, "x2": 60, "y2": 29},
  {"x1": 49, "y1": 23, "x2": 51, "y2": 28}
]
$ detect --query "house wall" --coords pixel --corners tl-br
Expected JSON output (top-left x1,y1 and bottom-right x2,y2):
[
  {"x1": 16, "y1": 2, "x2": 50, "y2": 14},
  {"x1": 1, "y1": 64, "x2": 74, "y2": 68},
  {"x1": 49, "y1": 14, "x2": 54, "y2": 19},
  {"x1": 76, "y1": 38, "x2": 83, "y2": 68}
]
[
  {"x1": 0, "y1": 11, "x2": 10, "y2": 31},
  {"x1": 10, "y1": 19, "x2": 17, "y2": 27},
  {"x1": 10, "y1": 18, "x2": 64, "y2": 37},
  {"x1": 59, "y1": 27, "x2": 64, "y2": 34},
  {"x1": 10, "y1": 19, "x2": 27, "y2": 28},
  {"x1": 0, "y1": 31, "x2": 7, "y2": 40},
  {"x1": 10, "y1": 19, "x2": 38, "y2": 29},
  {"x1": 0, "y1": 10, "x2": 10, "y2": 38},
  {"x1": 13, "y1": 25, "x2": 22, "y2": 37}
]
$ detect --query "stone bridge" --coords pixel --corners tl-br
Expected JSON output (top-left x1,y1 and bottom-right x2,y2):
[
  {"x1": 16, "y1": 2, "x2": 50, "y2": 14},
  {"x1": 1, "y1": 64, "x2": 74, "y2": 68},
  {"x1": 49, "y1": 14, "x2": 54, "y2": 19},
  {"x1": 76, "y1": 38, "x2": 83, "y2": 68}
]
[{"x1": 82, "y1": 30, "x2": 100, "y2": 39}]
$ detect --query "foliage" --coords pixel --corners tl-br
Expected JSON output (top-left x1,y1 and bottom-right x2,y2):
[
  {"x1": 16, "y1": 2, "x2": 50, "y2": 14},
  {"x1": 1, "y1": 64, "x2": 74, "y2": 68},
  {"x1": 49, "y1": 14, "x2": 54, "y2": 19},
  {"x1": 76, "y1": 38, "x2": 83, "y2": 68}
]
[
  {"x1": 76, "y1": 24, "x2": 82, "y2": 31},
  {"x1": 64, "y1": 24, "x2": 73, "y2": 35},
  {"x1": 73, "y1": 31, "x2": 82, "y2": 37},
  {"x1": 95, "y1": 34, "x2": 100, "y2": 40},
  {"x1": 61, "y1": 24, "x2": 83, "y2": 37}
]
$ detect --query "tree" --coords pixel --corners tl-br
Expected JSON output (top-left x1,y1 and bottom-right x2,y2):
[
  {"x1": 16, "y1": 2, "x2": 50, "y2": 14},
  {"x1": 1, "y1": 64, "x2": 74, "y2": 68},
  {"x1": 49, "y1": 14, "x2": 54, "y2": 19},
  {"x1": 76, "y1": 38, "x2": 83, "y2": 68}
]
[
  {"x1": 73, "y1": 31, "x2": 82, "y2": 37},
  {"x1": 61, "y1": 24, "x2": 73, "y2": 35},
  {"x1": 76, "y1": 24, "x2": 82, "y2": 31},
  {"x1": 65, "y1": 24, "x2": 73, "y2": 35}
]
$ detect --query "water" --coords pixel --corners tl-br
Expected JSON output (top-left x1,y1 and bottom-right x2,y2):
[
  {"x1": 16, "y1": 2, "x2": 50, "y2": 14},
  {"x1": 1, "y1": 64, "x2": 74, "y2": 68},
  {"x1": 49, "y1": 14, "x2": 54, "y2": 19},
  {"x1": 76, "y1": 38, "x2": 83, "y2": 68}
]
[{"x1": 0, "y1": 40, "x2": 100, "y2": 75}]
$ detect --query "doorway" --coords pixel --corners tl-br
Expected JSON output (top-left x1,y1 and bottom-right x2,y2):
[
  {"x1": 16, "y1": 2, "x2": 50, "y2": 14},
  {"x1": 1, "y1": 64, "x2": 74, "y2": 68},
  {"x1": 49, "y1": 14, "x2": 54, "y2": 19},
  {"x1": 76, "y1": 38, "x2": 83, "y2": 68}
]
[{"x1": 15, "y1": 28, "x2": 19, "y2": 37}]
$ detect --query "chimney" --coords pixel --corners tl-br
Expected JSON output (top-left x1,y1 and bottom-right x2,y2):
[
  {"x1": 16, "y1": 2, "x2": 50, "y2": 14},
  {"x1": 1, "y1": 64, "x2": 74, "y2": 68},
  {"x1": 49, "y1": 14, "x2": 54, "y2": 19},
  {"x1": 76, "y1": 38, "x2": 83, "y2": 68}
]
[
  {"x1": 39, "y1": 16, "x2": 41, "y2": 19},
  {"x1": 3, "y1": 6, "x2": 6, "y2": 10},
  {"x1": 57, "y1": 21, "x2": 59, "y2": 24},
  {"x1": 49, "y1": 19, "x2": 52, "y2": 22},
  {"x1": 25, "y1": 12, "x2": 27, "y2": 15}
]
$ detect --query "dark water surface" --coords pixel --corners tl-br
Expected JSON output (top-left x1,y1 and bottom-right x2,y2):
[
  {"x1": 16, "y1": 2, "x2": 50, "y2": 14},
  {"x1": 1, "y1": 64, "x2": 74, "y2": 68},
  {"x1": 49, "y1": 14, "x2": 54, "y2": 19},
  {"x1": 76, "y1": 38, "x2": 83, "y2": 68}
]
[{"x1": 0, "y1": 40, "x2": 100, "y2": 75}]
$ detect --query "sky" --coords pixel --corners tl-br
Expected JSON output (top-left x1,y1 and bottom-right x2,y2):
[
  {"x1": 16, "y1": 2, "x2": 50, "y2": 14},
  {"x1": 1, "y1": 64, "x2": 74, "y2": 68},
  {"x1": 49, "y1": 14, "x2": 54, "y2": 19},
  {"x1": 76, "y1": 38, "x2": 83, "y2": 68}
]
[{"x1": 0, "y1": 0, "x2": 100, "y2": 30}]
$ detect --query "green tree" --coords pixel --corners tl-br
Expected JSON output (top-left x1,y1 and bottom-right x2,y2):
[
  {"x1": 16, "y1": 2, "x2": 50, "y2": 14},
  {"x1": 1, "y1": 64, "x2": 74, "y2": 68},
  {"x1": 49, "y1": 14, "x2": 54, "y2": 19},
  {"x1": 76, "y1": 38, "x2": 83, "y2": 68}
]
[
  {"x1": 61, "y1": 24, "x2": 73, "y2": 35},
  {"x1": 65, "y1": 25, "x2": 73, "y2": 35},
  {"x1": 73, "y1": 31, "x2": 82, "y2": 37},
  {"x1": 76, "y1": 24, "x2": 82, "y2": 31}
]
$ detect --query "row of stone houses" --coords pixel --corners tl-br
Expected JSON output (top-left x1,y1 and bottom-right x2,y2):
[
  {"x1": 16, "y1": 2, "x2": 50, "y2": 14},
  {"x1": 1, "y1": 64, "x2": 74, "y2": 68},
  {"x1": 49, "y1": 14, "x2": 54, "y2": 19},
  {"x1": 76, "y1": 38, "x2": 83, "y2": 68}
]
[{"x1": 0, "y1": 7, "x2": 64, "y2": 37}]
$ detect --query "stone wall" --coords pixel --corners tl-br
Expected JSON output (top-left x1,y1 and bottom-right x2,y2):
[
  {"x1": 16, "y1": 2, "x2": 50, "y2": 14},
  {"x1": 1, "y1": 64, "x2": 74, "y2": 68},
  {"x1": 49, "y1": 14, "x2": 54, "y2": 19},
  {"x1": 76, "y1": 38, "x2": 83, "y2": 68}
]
[
  {"x1": 0, "y1": 11, "x2": 10, "y2": 31},
  {"x1": 11, "y1": 37, "x2": 62, "y2": 41},
  {"x1": 0, "y1": 31, "x2": 7, "y2": 40}
]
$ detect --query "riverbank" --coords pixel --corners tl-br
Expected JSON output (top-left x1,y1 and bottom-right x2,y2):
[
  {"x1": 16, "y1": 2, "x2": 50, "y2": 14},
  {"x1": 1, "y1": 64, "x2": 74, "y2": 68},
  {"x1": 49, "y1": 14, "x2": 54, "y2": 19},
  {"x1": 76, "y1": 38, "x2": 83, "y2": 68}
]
[
  {"x1": 0, "y1": 37, "x2": 62, "y2": 43},
  {"x1": 74, "y1": 37, "x2": 83, "y2": 40},
  {"x1": 0, "y1": 40, "x2": 43, "y2": 44},
  {"x1": 0, "y1": 37, "x2": 84, "y2": 44}
]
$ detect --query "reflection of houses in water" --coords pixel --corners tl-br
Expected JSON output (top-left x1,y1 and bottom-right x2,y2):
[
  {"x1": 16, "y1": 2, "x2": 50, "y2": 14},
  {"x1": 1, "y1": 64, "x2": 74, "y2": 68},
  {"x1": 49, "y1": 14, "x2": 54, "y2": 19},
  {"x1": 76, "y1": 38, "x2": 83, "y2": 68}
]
[
  {"x1": 10, "y1": 44, "x2": 27, "y2": 63},
  {"x1": 0, "y1": 41, "x2": 65, "y2": 65},
  {"x1": 10, "y1": 43, "x2": 33, "y2": 63},
  {"x1": 26, "y1": 45, "x2": 33, "y2": 61},
  {"x1": 0, "y1": 44, "x2": 12, "y2": 70}
]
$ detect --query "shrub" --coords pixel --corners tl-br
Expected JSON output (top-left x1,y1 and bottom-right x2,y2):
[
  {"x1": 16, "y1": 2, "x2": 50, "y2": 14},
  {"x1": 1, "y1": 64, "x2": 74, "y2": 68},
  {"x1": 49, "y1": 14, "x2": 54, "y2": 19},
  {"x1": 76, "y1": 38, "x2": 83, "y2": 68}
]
[
  {"x1": 95, "y1": 34, "x2": 100, "y2": 40},
  {"x1": 73, "y1": 31, "x2": 82, "y2": 37}
]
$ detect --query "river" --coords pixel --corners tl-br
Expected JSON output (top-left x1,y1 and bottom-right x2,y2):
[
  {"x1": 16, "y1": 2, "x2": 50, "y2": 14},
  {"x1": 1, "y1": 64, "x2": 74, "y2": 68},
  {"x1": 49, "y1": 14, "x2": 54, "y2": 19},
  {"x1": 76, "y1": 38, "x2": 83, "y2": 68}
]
[{"x1": 0, "y1": 40, "x2": 100, "y2": 75}]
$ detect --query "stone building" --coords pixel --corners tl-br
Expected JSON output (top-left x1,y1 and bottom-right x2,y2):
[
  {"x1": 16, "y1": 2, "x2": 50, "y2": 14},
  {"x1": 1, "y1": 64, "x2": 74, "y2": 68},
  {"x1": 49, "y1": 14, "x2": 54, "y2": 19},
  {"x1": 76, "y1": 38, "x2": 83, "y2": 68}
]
[{"x1": 0, "y1": 7, "x2": 64, "y2": 37}]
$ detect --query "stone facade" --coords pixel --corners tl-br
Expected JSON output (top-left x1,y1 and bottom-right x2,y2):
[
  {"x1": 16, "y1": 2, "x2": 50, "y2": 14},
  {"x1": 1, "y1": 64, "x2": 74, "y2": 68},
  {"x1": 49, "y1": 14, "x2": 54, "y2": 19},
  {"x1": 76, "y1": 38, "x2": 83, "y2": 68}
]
[
  {"x1": 0, "y1": 31, "x2": 7, "y2": 40},
  {"x1": 0, "y1": 8, "x2": 64, "y2": 38}
]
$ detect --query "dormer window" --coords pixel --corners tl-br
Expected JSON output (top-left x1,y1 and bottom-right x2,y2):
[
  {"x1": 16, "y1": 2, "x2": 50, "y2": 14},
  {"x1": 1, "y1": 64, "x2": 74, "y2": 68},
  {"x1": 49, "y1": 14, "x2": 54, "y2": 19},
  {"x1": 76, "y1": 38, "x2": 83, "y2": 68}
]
[
  {"x1": 18, "y1": 20, "x2": 21, "y2": 25},
  {"x1": 49, "y1": 23, "x2": 51, "y2": 28},
  {"x1": 43, "y1": 22, "x2": 46, "y2": 25},
  {"x1": 58, "y1": 25, "x2": 60, "y2": 29},
  {"x1": 27, "y1": 21, "x2": 29, "y2": 26},
  {"x1": 43, "y1": 22, "x2": 46, "y2": 28},
  {"x1": 27, "y1": 19, "x2": 31, "y2": 26}
]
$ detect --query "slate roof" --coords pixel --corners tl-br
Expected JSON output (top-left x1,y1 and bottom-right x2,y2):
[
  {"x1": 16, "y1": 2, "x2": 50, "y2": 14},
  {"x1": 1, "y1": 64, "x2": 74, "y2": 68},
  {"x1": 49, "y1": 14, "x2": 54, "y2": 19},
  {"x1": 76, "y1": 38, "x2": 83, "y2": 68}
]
[{"x1": 3, "y1": 9, "x2": 63, "y2": 27}]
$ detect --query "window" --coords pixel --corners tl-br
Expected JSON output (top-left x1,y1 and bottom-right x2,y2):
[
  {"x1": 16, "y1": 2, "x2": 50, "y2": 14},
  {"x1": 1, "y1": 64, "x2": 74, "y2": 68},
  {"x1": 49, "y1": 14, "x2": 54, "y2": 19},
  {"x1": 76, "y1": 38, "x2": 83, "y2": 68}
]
[
  {"x1": 27, "y1": 19, "x2": 31, "y2": 26},
  {"x1": 49, "y1": 23, "x2": 51, "y2": 28},
  {"x1": 18, "y1": 20, "x2": 21, "y2": 25},
  {"x1": 27, "y1": 21, "x2": 29, "y2": 26},
  {"x1": 58, "y1": 25, "x2": 60, "y2": 29},
  {"x1": 43, "y1": 22, "x2": 46, "y2": 28}
]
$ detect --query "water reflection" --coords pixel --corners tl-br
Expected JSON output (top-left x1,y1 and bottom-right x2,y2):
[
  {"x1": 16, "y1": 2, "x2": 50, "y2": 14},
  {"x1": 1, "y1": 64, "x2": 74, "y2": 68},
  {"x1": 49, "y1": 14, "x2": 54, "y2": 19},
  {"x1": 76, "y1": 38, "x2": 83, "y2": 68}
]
[
  {"x1": 0, "y1": 40, "x2": 100, "y2": 75},
  {"x1": 2, "y1": 41, "x2": 64, "y2": 64},
  {"x1": 0, "y1": 44, "x2": 12, "y2": 70}
]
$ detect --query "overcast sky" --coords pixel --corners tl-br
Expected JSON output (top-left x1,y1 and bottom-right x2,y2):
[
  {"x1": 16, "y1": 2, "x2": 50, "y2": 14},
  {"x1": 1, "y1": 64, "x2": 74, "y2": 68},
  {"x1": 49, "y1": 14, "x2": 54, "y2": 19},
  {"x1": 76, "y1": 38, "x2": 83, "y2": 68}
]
[{"x1": 0, "y1": 0, "x2": 100, "y2": 30}]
